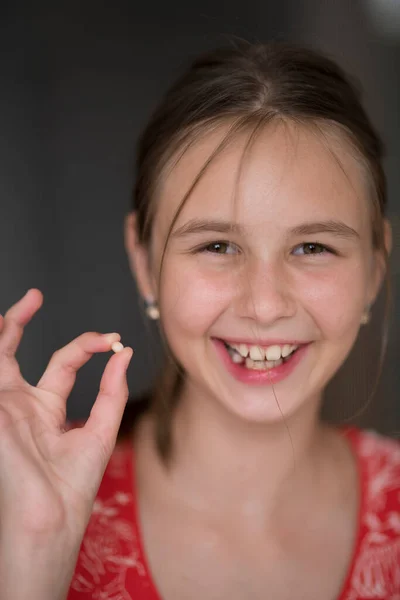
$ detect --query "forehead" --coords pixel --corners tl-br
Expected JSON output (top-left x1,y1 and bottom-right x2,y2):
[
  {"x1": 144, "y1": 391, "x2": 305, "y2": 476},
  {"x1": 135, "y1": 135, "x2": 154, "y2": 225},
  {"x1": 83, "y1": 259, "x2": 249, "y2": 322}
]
[{"x1": 154, "y1": 119, "x2": 371, "y2": 240}]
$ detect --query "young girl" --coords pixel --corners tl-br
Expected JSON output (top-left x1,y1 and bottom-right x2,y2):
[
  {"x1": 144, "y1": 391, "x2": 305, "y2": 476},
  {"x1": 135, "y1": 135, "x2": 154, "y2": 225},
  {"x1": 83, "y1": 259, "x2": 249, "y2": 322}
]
[{"x1": 0, "y1": 41, "x2": 399, "y2": 600}]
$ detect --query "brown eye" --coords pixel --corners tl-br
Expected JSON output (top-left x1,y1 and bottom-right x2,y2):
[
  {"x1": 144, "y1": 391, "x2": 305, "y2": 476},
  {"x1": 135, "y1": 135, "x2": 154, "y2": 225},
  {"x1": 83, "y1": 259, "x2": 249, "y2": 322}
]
[
  {"x1": 203, "y1": 242, "x2": 237, "y2": 255},
  {"x1": 209, "y1": 242, "x2": 228, "y2": 253},
  {"x1": 294, "y1": 242, "x2": 331, "y2": 256},
  {"x1": 304, "y1": 243, "x2": 324, "y2": 254}
]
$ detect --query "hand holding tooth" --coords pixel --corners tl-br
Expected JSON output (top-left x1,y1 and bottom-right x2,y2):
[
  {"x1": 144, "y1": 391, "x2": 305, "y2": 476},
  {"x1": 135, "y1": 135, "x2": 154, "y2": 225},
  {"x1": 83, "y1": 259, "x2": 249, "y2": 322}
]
[{"x1": 0, "y1": 289, "x2": 133, "y2": 599}]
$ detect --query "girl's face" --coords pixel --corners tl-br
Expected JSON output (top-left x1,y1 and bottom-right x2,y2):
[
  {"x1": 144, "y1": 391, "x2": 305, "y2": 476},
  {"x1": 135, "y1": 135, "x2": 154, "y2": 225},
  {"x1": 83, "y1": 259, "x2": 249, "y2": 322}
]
[{"x1": 132, "y1": 121, "x2": 388, "y2": 423}]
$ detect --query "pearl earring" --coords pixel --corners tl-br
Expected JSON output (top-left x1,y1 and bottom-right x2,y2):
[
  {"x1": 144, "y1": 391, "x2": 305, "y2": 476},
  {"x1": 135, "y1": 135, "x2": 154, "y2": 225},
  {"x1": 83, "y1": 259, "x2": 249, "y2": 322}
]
[
  {"x1": 144, "y1": 299, "x2": 160, "y2": 320},
  {"x1": 360, "y1": 306, "x2": 371, "y2": 325}
]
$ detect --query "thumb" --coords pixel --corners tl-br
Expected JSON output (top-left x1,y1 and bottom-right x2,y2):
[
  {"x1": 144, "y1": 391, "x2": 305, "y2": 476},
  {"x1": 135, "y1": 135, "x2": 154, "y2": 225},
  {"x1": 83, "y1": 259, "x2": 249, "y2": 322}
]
[
  {"x1": 85, "y1": 346, "x2": 134, "y2": 459},
  {"x1": 58, "y1": 346, "x2": 134, "y2": 519}
]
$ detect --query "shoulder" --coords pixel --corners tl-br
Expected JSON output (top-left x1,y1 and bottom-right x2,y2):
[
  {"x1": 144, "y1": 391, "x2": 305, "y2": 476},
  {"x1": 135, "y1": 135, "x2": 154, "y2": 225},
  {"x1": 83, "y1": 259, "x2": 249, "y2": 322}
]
[
  {"x1": 340, "y1": 429, "x2": 400, "y2": 597},
  {"x1": 349, "y1": 427, "x2": 400, "y2": 473},
  {"x1": 346, "y1": 427, "x2": 400, "y2": 537},
  {"x1": 347, "y1": 427, "x2": 400, "y2": 496}
]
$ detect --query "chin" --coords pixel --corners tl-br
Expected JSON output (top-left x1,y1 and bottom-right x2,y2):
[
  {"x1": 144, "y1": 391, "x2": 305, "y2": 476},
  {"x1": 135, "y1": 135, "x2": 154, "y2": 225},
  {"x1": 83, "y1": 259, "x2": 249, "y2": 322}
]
[{"x1": 210, "y1": 386, "x2": 308, "y2": 426}]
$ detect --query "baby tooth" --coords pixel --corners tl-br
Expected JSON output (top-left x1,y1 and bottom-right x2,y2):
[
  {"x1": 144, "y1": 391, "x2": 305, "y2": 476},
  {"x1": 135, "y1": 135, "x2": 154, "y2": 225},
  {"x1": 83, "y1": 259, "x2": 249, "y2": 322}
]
[
  {"x1": 232, "y1": 352, "x2": 244, "y2": 364},
  {"x1": 239, "y1": 343, "x2": 249, "y2": 357}
]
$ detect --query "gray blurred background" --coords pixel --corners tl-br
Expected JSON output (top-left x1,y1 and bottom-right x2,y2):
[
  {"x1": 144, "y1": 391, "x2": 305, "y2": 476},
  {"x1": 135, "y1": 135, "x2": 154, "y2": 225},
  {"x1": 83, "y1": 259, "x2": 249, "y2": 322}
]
[{"x1": 1, "y1": 0, "x2": 399, "y2": 435}]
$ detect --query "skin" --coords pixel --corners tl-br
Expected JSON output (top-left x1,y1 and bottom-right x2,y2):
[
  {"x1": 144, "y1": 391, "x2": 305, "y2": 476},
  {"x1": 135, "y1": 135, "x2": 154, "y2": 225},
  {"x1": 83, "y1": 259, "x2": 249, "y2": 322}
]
[
  {"x1": 0, "y1": 291, "x2": 133, "y2": 600},
  {"x1": 124, "y1": 120, "x2": 392, "y2": 599}
]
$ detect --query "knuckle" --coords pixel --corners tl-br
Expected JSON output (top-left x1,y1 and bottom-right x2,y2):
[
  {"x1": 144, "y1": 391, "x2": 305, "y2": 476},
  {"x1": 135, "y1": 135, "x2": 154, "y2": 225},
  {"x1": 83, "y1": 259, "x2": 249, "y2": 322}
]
[
  {"x1": 98, "y1": 385, "x2": 117, "y2": 399},
  {"x1": 53, "y1": 332, "x2": 98, "y2": 356},
  {"x1": 69, "y1": 332, "x2": 99, "y2": 357},
  {"x1": 51, "y1": 346, "x2": 60, "y2": 357},
  {"x1": 78, "y1": 331, "x2": 99, "y2": 344},
  {"x1": 50, "y1": 349, "x2": 65, "y2": 363}
]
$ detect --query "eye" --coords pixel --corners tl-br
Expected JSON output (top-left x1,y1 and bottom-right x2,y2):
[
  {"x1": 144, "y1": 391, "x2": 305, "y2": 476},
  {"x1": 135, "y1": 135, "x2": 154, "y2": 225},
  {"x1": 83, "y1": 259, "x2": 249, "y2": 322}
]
[
  {"x1": 200, "y1": 241, "x2": 238, "y2": 254},
  {"x1": 293, "y1": 242, "x2": 334, "y2": 256},
  {"x1": 199, "y1": 241, "x2": 238, "y2": 255}
]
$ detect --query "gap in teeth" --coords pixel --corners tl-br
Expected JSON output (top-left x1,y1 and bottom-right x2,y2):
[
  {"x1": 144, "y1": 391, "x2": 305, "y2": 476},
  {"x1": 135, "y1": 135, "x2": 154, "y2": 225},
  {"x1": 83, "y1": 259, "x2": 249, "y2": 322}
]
[{"x1": 225, "y1": 343, "x2": 295, "y2": 370}]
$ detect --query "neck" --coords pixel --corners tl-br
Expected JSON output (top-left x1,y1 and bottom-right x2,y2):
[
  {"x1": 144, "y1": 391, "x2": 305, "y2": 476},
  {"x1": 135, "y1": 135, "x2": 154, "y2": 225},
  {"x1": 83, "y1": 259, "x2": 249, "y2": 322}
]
[{"x1": 163, "y1": 382, "x2": 332, "y2": 528}]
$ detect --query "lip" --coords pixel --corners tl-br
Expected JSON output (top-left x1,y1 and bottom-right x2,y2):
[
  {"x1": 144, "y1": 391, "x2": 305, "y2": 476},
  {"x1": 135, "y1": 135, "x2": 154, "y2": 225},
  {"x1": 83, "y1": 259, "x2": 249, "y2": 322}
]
[
  {"x1": 212, "y1": 338, "x2": 311, "y2": 386},
  {"x1": 217, "y1": 337, "x2": 309, "y2": 347}
]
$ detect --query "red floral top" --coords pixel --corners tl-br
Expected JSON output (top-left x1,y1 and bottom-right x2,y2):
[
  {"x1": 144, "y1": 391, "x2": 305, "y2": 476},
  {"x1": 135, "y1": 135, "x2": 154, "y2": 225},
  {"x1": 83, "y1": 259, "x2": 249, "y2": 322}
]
[{"x1": 66, "y1": 427, "x2": 400, "y2": 599}]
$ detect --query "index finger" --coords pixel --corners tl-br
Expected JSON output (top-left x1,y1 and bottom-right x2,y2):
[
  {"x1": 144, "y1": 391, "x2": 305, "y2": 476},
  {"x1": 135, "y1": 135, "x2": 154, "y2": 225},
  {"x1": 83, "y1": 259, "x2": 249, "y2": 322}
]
[{"x1": 36, "y1": 332, "x2": 122, "y2": 400}]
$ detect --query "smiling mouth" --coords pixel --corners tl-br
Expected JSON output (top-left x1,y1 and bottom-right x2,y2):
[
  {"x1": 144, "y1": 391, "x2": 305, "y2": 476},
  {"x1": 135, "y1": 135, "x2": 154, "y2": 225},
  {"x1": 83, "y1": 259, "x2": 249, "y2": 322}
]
[{"x1": 220, "y1": 340, "x2": 300, "y2": 371}]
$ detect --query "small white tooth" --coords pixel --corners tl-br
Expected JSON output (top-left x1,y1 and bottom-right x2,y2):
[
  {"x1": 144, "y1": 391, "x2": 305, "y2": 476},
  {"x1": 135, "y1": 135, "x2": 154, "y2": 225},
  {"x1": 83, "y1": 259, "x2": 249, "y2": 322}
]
[
  {"x1": 281, "y1": 344, "x2": 292, "y2": 358},
  {"x1": 245, "y1": 357, "x2": 255, "y2": 369},
  {"x1": 232, "y1": 352, "x2": 244, "y2": 364},
  {"x1": 239, "y1": 343, "x2": 249, "y2": 358},
  {"x1": 291, "y1": 344, "x2": 298, "y2": 353},
  {"x1": 249, "y1": 345, "x2": 264, "y2": 361},
  {"x1": 265, "y1": 345, "x2": 282, "y2": 361}
]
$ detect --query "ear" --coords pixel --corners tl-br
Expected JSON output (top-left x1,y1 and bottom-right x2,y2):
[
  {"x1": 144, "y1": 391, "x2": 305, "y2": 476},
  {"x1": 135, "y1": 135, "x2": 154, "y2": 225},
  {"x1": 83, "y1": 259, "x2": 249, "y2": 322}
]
[
  {"x1": 368, "y1": 217, "x2": 392, "y2": 306},
  {"x1": 124, "y1": 211, "x2": 157, "y2": 300}
]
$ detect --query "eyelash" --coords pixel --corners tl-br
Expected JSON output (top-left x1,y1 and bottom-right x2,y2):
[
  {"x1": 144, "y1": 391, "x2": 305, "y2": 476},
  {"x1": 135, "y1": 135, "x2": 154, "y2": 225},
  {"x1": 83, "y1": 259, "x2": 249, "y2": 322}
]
[{"x1": 196, "y1": 241, "x2": 336, "y2": 257}]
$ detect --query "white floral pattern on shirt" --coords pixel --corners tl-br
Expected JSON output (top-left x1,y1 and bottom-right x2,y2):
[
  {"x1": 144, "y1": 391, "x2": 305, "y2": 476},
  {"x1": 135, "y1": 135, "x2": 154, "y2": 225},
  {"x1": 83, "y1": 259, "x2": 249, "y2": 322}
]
[
  {"x1": 342, "y1": 430, "x2": 400, "y2": 600},
  {"x1": 69, "y1": 444, "x2": 146, "y2": 599},
  {"x1": 68, "y1": 428, "x2": 400, "y2": 599}
]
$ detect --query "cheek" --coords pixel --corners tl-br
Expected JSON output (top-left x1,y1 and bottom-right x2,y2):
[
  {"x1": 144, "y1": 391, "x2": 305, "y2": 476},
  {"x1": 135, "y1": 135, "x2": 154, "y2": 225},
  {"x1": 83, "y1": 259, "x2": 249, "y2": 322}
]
[
  {"x1": 160, "y1": 260, "x2": 234, "y2": 337},
  {"x1": 301, "y1": 262, "x2": 368, "y2": 335}
]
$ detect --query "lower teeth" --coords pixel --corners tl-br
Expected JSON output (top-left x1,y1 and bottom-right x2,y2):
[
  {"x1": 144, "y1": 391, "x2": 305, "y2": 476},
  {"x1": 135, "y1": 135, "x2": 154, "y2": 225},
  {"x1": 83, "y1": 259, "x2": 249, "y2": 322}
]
[{"x1": 246, "y1": 357, "x2": 283, "y2": 370}]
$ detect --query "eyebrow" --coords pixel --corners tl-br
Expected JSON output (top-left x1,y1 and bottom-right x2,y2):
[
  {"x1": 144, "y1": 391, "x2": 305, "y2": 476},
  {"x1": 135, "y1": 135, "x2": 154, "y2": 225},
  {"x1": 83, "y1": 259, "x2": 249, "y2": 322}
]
[{"x1": 171, "y1": 218, "x2": 360, "y2": 240}]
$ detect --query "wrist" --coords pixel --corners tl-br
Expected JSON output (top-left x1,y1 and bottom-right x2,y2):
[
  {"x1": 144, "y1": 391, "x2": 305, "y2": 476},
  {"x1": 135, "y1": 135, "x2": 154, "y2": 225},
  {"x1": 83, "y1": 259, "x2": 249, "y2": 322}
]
[{"x1": 0, "y1": 530, "x2": 80, "y2": 600}]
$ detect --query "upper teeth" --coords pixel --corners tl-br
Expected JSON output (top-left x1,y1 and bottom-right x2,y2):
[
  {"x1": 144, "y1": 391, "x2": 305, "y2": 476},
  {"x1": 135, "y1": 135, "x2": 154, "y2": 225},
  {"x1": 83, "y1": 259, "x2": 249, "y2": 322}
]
[{"x1": 229, "y1": 343, "x2": 298, "y2": 361}]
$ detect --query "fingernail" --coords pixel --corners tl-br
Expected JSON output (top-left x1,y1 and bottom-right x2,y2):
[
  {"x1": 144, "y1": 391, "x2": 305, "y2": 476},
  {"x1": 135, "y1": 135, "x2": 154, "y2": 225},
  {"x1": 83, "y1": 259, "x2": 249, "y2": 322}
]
[{"x1": 103, "y1": 332, "x2": 121, "y2": 343}]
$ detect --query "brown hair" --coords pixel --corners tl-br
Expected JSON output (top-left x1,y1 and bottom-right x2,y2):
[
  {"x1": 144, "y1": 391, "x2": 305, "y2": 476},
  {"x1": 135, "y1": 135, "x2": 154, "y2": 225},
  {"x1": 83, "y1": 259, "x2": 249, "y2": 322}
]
[{"x1": 117, "y1": 40, "x2": 391, "y2": 458}]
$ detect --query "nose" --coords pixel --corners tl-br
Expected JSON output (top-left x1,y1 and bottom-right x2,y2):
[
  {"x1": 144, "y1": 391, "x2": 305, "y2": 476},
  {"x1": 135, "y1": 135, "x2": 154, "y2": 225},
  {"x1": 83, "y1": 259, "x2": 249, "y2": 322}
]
[{"x1": 234, "y1": 258, "x2": 296, "y2": 324}]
